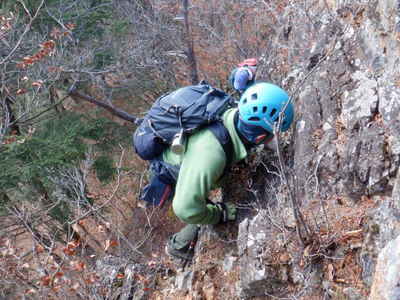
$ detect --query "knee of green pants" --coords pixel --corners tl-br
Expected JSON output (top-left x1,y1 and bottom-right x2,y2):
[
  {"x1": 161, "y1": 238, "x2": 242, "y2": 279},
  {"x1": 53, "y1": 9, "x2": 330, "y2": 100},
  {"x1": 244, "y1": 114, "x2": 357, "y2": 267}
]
[
  {"x1": 173, "y1": 199, "x2": 205, "y2": 224},
  {"x1": 173, "y1": 198, "x2": 221, "y2": 224}
]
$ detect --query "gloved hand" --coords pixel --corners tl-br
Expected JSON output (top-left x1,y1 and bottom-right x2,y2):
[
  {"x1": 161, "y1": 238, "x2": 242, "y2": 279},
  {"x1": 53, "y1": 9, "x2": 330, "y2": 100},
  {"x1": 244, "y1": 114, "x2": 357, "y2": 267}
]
[
  {"x1": 215, "y1": 202, "x2": 237, "y2": 223},
  {"x1": 264, "y1": 135, "x2": 277, "y2": 151}
]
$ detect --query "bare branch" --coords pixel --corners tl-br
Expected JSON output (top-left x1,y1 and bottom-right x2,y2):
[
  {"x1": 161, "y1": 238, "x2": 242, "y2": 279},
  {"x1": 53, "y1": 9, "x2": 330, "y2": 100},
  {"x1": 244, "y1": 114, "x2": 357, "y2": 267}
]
[
  {"x1": 0, "y1": 0, "x2": 46, "y2": 65},
  {"x1": 68, "y1": 88, "x2": 141, "y2": 125}
]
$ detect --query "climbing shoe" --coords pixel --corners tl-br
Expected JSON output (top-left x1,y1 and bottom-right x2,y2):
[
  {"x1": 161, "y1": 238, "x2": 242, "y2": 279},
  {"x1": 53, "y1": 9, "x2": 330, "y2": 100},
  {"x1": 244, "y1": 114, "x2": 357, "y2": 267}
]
[
  {"x1": 165, "y1": 239, "x2": 195, "y2": 261},
  {"x1": 165, "y1": 224, "x2": 199, "y2": 261}
]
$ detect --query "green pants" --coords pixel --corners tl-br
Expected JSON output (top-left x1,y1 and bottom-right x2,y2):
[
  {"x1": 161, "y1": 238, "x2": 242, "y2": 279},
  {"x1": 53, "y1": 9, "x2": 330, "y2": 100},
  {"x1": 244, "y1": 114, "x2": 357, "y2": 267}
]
[
  {"x1": 169, "y1": 224, "x2": 200, "y2": 250},
  {"x1": 172, "y1": 200, "x2": 222, "y2": 225}
]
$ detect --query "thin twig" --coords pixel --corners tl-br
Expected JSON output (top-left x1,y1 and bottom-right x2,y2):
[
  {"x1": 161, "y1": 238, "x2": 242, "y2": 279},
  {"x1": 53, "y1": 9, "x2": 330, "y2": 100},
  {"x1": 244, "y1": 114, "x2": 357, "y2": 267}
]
[
  {"x1": 274, "y1": 125, "x2": 310, "y2": 241},
  {"x1": 68, "y1": 148, "x2": 125, "y2": 225},
  {"x1": 18, "y1": 93, "x2": 70, "y2": 125},
  {"x1": 0, "y1": 0, "x2": 46, "y2": 65}
]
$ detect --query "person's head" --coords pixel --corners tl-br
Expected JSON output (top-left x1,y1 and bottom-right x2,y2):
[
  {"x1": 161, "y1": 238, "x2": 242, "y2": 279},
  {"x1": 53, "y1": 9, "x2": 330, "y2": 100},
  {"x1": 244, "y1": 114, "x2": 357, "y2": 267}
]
[
  {"x1": 229, "y1": 58, "x2": 258, "y2": 92},
  {"x1": 233, "y1": 68, "x2": 253, "y2": 92},
  {"x1": 238, "y1": 58, "x2": 258, "y2": 67},
  {"x1": 237, "y1": 82, "x2": 294, "y2": 145}
]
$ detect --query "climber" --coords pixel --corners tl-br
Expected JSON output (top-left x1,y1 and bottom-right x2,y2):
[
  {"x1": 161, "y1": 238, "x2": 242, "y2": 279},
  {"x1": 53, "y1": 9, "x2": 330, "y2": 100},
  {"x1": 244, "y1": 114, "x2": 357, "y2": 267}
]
[
  {"x1": 229, "y1": 58, "x2": 258, "y2": 94},
  {"x1": 164, "y1": 82, "x2": 295, "y2": 262}
]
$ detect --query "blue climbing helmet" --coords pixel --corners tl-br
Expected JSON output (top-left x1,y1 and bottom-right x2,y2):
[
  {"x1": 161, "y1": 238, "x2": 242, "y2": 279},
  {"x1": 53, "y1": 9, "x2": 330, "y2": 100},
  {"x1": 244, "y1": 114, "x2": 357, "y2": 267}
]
[{"x1": 238, "y1": 82, "x2": 294, "y2": 133}]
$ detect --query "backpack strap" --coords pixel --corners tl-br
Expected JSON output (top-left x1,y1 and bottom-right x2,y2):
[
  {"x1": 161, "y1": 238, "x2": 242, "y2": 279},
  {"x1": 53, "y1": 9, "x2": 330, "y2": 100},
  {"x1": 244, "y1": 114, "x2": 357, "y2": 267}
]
[
  {"x1": 228, "y1": 68, "x2": 238, "y2": 88},
  {"x1": 208, "y1": 122, "x2": 234, "y2": 174}
]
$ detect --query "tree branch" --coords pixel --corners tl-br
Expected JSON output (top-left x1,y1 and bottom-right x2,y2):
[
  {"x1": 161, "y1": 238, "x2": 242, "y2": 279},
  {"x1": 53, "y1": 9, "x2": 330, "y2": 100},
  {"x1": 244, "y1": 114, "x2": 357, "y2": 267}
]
[
  {"x1": 68, "y1": 88, "x2": 141, "y2": 125},
  {"x1": 0, "y1": 0, "x2": 46, "y2": 65}
]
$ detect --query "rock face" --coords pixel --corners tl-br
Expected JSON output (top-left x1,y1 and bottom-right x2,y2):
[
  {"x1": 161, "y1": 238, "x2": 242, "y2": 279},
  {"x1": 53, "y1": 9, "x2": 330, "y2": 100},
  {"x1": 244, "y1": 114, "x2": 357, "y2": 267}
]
[
  {"x1": 236, "y1": 0, "x2": 400, "y2": 298},
  {"x1": 289, "y1": 2, "x2": 400, "y2": 203},
  {"x1": 95, "y1": 256, "x2": 151, "y2": 300},
  {"x1": 237, "y1": 211, "x2": 289, "y2": 298},
  {"x1": 361, "y1": 171, "x2": 400, "y2": 287},
  {"x1": 368, "y1": 235, "x2": 400, "y2": 300}
]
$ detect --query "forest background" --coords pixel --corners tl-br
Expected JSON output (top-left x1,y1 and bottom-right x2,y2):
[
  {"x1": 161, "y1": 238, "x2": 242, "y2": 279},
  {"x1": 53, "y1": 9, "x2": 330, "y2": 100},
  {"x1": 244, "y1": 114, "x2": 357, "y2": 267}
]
[{"x1": 0, "y1": 0, "x2": 293, "y2": 298}]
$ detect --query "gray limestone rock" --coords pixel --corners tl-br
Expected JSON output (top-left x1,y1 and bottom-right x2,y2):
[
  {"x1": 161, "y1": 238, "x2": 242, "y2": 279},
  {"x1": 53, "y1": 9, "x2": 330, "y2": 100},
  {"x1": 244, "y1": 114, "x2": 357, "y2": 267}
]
[
  {"x1": 174, "y1": 270, "x2": 194, "y2": 291},
  {"x1": 343, "y1": 124, "x2": 387, "y2": 200},
  {"x1": 369, "y1": 234, "x2": 400, "y2": 300},
  {"x1": 341, "y1": 71, "x2": 379, "y2": 131},
  {"x1": 237, "y1": 211, "x2": 289, "y2": 299},
  {"x1": 95, "y1": 256, "x2": 149, "y2": 300},
  {"x1": 360, "y1": 171, "x2": 400, "y2": 286}
]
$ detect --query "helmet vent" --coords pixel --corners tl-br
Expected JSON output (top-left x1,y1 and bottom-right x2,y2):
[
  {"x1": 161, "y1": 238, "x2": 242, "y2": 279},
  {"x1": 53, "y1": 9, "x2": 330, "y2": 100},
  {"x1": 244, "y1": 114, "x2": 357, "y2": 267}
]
[
  {"x1": 251, "y1": 93, "x2": 257, "y2": 100},
  {"x1": 270, "y1": 108, "x2": 277, "y2": 118},
  {"x1": 243, "y1": 98, "x2": 247, "y2": 104},
  {"x1": 262, "y1": 106, "x2": 267, "y2": 113},
  {"x1": 253, "y1": 107, "x2": 258, "y2": 112},
  {"x1": 249, "y1": 117, "x2": 260, "y2": 121}
]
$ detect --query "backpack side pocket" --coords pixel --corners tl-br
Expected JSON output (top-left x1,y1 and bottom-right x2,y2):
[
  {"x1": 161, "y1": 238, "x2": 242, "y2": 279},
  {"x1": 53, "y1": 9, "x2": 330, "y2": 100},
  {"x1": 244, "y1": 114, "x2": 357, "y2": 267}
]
[
  {"x1": 133, "y1": 123, "x2": 166, "y2": 160},
  {"x1": 139, "y1": 160, "x2": 179, "y2": 207}
]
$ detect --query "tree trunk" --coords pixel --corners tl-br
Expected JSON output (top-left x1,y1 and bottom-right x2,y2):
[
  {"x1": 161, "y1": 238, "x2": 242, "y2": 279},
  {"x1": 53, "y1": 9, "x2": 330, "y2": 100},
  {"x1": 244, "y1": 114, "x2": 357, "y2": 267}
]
[
  {"x1": 182, "y1": 0, "x2": 199, "y2": 84},
  {"x1": 49, "y1": 86, "x2": 65, "y2": 114}
]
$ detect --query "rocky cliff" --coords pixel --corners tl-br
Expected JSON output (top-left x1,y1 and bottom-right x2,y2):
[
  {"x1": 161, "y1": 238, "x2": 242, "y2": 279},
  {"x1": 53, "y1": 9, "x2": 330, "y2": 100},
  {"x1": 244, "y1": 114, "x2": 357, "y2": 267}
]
[{"x1": 97, "y1": 1, "x2": 400, "y2": 299}]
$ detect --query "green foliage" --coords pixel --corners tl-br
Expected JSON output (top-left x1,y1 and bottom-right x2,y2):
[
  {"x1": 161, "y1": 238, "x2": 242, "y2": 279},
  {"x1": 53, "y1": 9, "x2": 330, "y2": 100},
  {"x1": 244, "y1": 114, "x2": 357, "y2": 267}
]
[
  {"x1": 93, "y1": 155, "x2": 115, "y2": 183},
  {"x1": 0, "y1": 116, "x2": 86, "y2": 189},
  {"x1": 0, "y1": 110, "x2": 131, "y2": 223},
  {"x1": 0, "y1": 192, "x2": 10, "y2": 216},
  {"x1": 0, "y1": 111, "x2": 129, "y2": 190},
  {"x1": 93, "y1": 50, "x2": 115, "y2": 69},
  {"x1": 49, "y1": 200, "x2": 71, "y2": 225},
  {"x1": 111, "y1": 20, "x2": 130, "y2": 37},
  {"x1": 2, "y1": 0, "x2": 60, "y2": 29},
  {"x1": 87, "y1": 114, "x2": 132, "y2": 152},
  {"x1": 4, "y1": 0, "x2": 114, "y2": 41},
  {"x1": 22, "y1": 0, "x2": 59, "y2": 10},
  {"x1": 72, "y1": 0, "x2": 113, "y2": 41}
]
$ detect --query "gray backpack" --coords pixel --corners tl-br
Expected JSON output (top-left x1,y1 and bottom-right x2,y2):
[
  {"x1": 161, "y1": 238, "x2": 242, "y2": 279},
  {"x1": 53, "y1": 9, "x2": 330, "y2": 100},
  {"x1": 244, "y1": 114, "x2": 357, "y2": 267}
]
[{"x1": 133, "y1": 82, "x2": 235, "y2": 161}]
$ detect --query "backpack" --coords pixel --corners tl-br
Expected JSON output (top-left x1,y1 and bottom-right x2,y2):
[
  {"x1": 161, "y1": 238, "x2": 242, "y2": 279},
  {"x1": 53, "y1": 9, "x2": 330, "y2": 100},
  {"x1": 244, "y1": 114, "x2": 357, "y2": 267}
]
[
  {"x1": 133, "y1": 82, "x2": 235, "y2": 206},
  {"x1": 228, "y1": 67, "x2": 255, "y2": 92}
]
